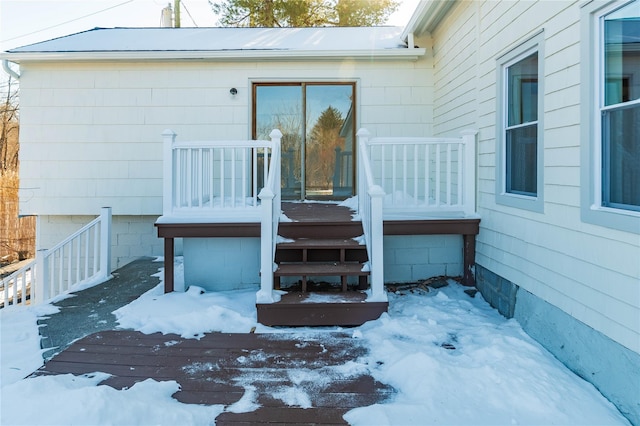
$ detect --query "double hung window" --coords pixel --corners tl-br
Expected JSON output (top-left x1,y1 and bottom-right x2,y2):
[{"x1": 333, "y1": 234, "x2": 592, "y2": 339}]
[
  {"x1": 600, "y1": 0, "x2": 640, "y2": 212},
  {"x1": 506, "y1": 52, "x2": 539, "y2": 197},
  {"x1": 496, "y1": 34, "x2": 544, "y2": 212},
  {"x1": 582, "y1": 0, "x2": 640, "y2": 233}
]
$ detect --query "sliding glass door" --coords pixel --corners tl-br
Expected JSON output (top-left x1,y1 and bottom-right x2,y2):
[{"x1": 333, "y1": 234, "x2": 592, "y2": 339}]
[{"x1": 253, "y1": 82, "x2": 355, "y2": 200}]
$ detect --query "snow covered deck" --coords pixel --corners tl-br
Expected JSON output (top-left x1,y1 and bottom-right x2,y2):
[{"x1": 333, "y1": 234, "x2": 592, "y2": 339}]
[{"x1": 33, "y1": 329, "x2": 394, "y2": 424}]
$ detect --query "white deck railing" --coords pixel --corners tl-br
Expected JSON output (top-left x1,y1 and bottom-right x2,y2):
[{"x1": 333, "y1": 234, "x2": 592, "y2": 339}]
[
  {"x1": 0, "y1": 261, "x2": 36, "y2": 308},
  {"x1": 161, "y1": 130, "x2": 282, "y2": 220},
  {"x1": 1, "y1": 207, "x2": 112, "y2": 307},
  {"x1": 356, "y1": 128, "x2": 477, "y2": 301},
  {"x1": 360, "y1": 129, "x2": 477, "y2": 217}
]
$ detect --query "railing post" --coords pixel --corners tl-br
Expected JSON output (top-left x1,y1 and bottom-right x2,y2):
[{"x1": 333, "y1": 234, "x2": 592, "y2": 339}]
[
  {"x1": 162, "y1": 129, "x2": 177, "y2": 216},
  {"x1": 99, "y1": 207, "x2": 112, "y2": 280},
  {"x1": 269, "y1": 129, "x2": 283, "y2": 219},
  {"x1": 461, "y1": 130, "x2": 478, "y2": 216},
  {"x1": 356, "y1": 128, "x2": 370, "y2": 216},
  {"x1": 258, "y1": 188, "x2": 275, "y2": 303},
  {"x1": 369, "y1": 185, "x2": 385, "y2": 300},
  {"x1": 34, "y1": 249, "x2": 49, "y2": 305}
]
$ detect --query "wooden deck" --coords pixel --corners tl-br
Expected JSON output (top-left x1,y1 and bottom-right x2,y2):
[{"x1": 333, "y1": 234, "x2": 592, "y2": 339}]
[
  {"x1": 155, "y1": 201, "x2": 480, "y2": 294},
  {"x1": 34, "y1": 330, "x2": 395, "y2": 425}
]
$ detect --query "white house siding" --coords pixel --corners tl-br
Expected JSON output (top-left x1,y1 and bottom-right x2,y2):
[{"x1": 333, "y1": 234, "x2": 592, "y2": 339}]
[
  {"x1": 428, "y1": 1, "x2": 639, "y2": 422},
  {"x1": 431, "y1": 0, "x2": 639, "y2": 355},
  {"x1": 17, "y1": 53, "x2": 434, "y2": 267}
]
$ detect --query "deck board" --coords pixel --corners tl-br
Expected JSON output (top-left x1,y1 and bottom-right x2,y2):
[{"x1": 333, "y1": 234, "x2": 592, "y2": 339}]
[
  {"x1": 34, "y1": 330, "x2": 395, "y2": 424},
  {"x1": 282, "y1": 202, "x2": 355, "y2": 222}
]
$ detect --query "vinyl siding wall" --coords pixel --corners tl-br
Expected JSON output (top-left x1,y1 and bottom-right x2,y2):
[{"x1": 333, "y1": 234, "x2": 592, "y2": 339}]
[
  {"x1": 18, "y1": 57, "x2": 433, "y2": 217},
  {"x1": 430, "y1": 0, "x2": 639, "y2": 355},
  {"x1": 17, "y1": 53, "x2": 434, "y2": 267}
]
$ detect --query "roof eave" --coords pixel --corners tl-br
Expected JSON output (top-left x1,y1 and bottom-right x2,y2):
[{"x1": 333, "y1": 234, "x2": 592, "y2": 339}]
[
  {"x1": 1, "y1": 48, "x2": 427, "y2": 63},
  {"x1": 402, "y1": 0, "x2": 457, "y2": 40}
]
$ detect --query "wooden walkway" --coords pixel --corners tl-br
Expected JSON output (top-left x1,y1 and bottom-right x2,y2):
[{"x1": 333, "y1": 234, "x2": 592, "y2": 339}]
[{"x1": 34, "y1": 330, "x2": 394, "y2": 425}]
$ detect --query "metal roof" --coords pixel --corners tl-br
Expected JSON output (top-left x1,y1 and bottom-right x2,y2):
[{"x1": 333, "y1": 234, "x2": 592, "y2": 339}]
[{"x1": 2, "y1": 26, "x2": 425, "y2": 62}]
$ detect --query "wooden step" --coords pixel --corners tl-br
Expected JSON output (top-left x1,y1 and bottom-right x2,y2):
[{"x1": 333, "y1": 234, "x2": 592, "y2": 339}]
[
  {"x1": 275, "y1": 262, "x2": 369, "y2": 276},
  {"x1": 275, "y1": 262, "x2": 369, "y2": 292},
  {"x1": 257, "y1": 292, "x2": 388, "y2": 326},
  {"x1": 278, "y1": 221, "x2": 364, "y2": 239},
  {"x1": 277, "y1": 238, "x2": 364, "y2": 249},
  {"x1": 276, "y1": 238, "x2": 367, "y2": 263}
]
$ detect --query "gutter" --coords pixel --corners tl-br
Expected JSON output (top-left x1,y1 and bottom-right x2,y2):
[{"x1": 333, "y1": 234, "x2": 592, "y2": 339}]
[
  {"x1": 1, "y1": 48, "x2": 426, "y2": 63},
  {"x1": 2, "y1": 59, "x2": 20, "y2": 79}
]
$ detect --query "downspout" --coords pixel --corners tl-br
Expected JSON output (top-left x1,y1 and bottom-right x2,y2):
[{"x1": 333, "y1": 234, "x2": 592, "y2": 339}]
[{"x1": 2, "y1": 60, "x2": 20, "y2": 80}]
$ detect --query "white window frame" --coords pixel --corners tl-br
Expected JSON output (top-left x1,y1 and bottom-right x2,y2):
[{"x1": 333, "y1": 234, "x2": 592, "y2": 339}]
[
  {"x1": 580, "y1": 0, "x2": 640, "y2": 234},
  {"x1": 496, "y1": 32, "x2": 545, "y2": 212}
]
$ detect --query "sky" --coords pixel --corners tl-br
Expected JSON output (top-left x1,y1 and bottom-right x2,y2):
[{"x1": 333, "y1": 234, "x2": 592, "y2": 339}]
[
  {"x1": 0, "y1": 257, "x2": 630, "y2": 425},
  {"x1": 0, "y1": 0, "x2": 420, "y2": 52}
]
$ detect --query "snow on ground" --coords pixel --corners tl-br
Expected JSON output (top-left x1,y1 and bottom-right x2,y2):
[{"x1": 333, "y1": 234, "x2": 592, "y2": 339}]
[{"x1": 0, "y1": 258, "x2": 629, "y2": 425}]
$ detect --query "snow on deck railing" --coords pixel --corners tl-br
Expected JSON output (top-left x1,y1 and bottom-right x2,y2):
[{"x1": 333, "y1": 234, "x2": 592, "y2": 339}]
[
  {"x1": 356, "y1": 129, "x2": 385, "y2": 302},
  {"x1": 162, "y1": 130, "x2": 282, "y2": 218},
  {"x1": 1, "y1": 207, "x2": 112, "y2": 308},
  {"x1": 364, "y1": 130, "x2": 478, "y2": 217}
]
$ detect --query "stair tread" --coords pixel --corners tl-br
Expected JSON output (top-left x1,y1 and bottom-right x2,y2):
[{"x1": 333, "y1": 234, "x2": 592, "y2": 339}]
[
  {"x1": 277, "y1": 238, "x2": 365, "y2": 249},
  {"x1": 275, "y1": 262, "x2": 370, "y2": 276}
]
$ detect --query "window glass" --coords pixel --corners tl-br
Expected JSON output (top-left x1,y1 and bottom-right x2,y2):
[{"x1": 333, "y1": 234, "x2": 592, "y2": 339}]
[
  {"x1": 601, "y1": 0, "x2": 640, "y2": 211},
  {"x1": 603, "y1": 1, "x2": 640, "y2": 106},
  {"x1": 253, "y1": 83, "x2": 355, "y2": 200},
  {"x1": 505, "y1": 52, "x2": 539, "y2": 196},
  {"x1": 508, "y1": 53, "x2": 539, "y2": 126}
]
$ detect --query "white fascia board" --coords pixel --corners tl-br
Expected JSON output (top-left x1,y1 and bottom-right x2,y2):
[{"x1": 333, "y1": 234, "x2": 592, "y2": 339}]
[
  {"x1": 402, "y1": 0, "x2": 457, "y2": 41},
  {"x1": 1, "y1": 48, "x2": 426, "y2": 63}
]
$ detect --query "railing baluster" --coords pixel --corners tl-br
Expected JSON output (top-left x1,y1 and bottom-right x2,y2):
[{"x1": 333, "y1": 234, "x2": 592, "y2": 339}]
[
  {"x1": 93, "y1": 223, "x2": 99, "y2": 275},
  {"x1": 241, "y1": 148, "x2": 247, "y2": 207},
  {"x1": 20, "y1": 273, "x2": 26, "y2": 304},
  {"x1": 67, "y1": 241, "x2": 72, "y2": 292},
  {"x1": 446, "y1": 143, "x2": 452, "y2": 206},
  {"x1": 424, "y1": 144, "x2": 430, "y2": 206},
  {"x1": 231, "y1": 148, "x2": 236, "y2": 208},
  {"x1": 2, "y1": 274, "x2": 8, "y2": 305},
  {"x1": 220, "y1": 148, "x2": 225, "y2": 208},
  {"x1": 253, "y1": 147, "x2": 258, "y2": 206},
  {"x1": 58, "y1": 248, "x2": 64, "y2": 295},
  {"x1": 209, "y1": 148, "x2": 214, "y2": 207},
  {"x1": 188, "y1": 148, "x2": 194, "y2": 208},
  {"x1": 380, "y1": 145, "x2": 386, "y2": 194},
  {"x1": 392, "y1": 145, "x2": 397, "y2": 204},
  {"x1": 435, "y1": 143, "x2": 441, "y2": 206},
  {"x1": 402, "y1": 144, "x2": 408, "y2": 205},
  {"x1": 11, "y1": 275, "x2": 17, "y2": 305},
  {"x1": 413, "y1": 144, "x2": 418, "y2": 206},
  {"x1": 197, "y1": 148, "x2": 203, "y2": 208},
  {"x1": 76, "y1": 234, "x2": 81, "y2": 283},
  {"x1": 84, "y1": 228, "x2": 90, "y2": 279},
  {"x1": 263, "y1": 147, "x2": 269, "y2": 195},
  {"x1": 457, "y1": 143, "x2": 463, "y2": 206}
]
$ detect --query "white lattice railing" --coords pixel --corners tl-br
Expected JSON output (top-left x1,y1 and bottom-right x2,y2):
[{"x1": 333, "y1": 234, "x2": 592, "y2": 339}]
[
  {"x1": 0, "y1": 207, "x2": 112, "y2": 308},
  {"x1": 361, "y1": 129, "x2": 478, "y2": 217},
  {"x1": 161, "y1": 130, "x2": 282, "y2": 219}
]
